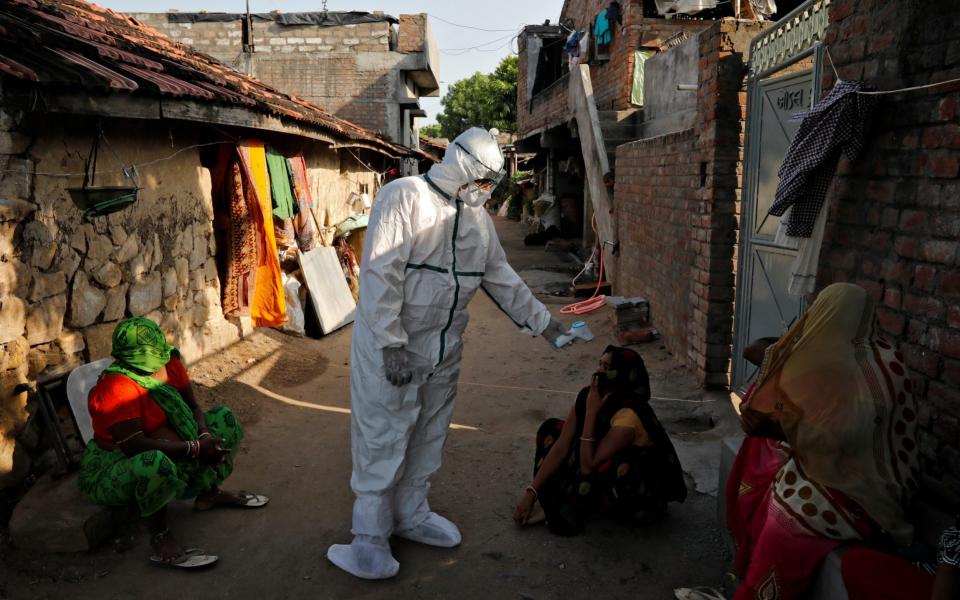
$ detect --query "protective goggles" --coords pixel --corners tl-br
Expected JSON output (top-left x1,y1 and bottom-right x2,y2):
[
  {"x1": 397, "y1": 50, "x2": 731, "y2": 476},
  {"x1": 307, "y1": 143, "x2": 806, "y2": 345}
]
[{"x1": 455, "y1": 140, "x2": 506, "y2": 187}]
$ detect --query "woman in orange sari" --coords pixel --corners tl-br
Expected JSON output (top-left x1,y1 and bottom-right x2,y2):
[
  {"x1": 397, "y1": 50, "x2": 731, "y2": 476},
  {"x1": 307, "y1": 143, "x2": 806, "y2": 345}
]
[{"x1": 727, "y1": 283, "x2": 920, "y2": 599}]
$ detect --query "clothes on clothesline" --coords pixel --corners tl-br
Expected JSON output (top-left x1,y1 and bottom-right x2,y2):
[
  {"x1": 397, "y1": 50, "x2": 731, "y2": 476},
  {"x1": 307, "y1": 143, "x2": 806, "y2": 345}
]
[
  {"x1": 287, "y1": 156, "x2": 318, "y2": 252},
  {"x1": 564, "y1": 31, "x2": 583, "y2": 57},
  {"x1": 773, "y1": 196, "x2": 831, "y2": 297},
  {"x1": 769, "y1": 79, "x2": 876, "y2": 238},
  {"x1": 607, "y1": 1, "x2": 623, "y2": 26},
  {"x1": 266, "y1": 147, "x2": 298, "y2": 220},
  {"x1": 631, "y1": 50, "x2": 655, "y2": 106},
  {"x1": 594, "y1": 9, "x2": 611, "y2": 46},
  {"x1": 239, "y1": 140, "x2": 287, "y2": 329}
]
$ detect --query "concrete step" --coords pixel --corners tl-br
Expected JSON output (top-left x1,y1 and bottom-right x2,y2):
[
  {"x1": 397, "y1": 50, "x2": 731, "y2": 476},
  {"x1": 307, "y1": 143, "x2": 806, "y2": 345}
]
[
  {"x1": 9, "y1": 473, "x2": 121, "y2": 553},
  {"x1": 598, "y1": 109, "x2": 639, "y2": 126}
]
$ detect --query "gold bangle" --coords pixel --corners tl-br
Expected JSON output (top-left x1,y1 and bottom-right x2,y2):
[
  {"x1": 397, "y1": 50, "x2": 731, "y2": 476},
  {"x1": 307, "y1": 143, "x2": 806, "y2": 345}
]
[
  {"x1": 580, "y1": 436, "x2": 596, "y2": 443},
  {"x1": 525, "y1": 485, "x2": 538, "y2": 501}
]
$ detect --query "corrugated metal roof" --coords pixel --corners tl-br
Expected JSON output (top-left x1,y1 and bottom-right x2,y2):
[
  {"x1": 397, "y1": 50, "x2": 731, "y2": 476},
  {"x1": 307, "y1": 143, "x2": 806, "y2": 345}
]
[{"x1": 0, "y1": 0, "x2": 421, "y2": 158}]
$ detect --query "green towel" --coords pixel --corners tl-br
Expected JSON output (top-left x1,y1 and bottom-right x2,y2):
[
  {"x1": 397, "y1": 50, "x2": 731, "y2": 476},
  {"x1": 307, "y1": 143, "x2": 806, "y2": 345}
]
[{"x1": 266, "y1": 148, "x2": 296, "y2": 220}]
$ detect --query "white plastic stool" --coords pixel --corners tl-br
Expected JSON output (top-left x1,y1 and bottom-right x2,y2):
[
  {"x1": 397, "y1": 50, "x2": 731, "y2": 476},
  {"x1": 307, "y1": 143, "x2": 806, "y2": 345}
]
[{"x1": 65, "y1": 358, "x2": 113, "y2": 444}]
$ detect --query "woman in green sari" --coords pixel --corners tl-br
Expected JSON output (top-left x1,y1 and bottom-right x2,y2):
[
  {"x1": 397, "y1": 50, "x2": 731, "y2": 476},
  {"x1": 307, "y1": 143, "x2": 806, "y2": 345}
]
[{"x1": 78, "y1": 317, "x2": 268, "y2": 568}]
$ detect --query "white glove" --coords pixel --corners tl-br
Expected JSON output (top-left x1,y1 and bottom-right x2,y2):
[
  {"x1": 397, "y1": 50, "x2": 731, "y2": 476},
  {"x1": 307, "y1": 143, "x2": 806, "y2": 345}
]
[
  {"x1": 541, "y1": 317, "x2": 566, "y2": 348},
  {"x1": 382, "y1": 347, "x2": 413, "y2": 386}
]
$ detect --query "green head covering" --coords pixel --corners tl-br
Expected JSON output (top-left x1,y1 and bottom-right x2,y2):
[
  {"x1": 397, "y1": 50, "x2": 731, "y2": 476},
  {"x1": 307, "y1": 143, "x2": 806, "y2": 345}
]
[
  {"x1": 105, "y1": 317, "x2": 197, "y2": 440},
  {"x1": 111, "y1": 317, "x2": 174, "y2": 374}
]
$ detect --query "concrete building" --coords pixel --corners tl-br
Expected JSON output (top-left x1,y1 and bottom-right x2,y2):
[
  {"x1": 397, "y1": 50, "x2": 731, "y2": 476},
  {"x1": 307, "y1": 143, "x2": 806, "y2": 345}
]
[{"x1": 133, "y1": 11, "x2": 440, "y2": 152}]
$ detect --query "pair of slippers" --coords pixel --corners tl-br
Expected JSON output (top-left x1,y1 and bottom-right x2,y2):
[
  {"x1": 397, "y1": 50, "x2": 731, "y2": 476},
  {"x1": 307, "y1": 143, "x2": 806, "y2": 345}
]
[{"x1": 149, "y1": 491, "x2": 269, "y2": 569}]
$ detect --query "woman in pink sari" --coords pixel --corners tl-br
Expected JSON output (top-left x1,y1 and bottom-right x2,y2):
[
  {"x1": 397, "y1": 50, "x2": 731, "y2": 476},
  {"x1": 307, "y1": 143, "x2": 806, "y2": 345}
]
[{"x1": 727, "y1": 283, "x2": 920, "y2": 600}]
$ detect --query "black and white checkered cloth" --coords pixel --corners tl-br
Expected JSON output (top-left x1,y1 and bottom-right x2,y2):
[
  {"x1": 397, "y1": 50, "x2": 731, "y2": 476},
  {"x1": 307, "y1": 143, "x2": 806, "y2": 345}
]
[{"x1": 769, "y1": 80, "x2": 877, "y2": 237}]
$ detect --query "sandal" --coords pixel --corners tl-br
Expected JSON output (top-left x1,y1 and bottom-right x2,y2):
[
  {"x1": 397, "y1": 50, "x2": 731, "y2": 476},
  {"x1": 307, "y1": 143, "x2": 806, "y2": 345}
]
[
  {"x1": 194, "y1": 490, "x2": 270, "y2": 511},
  {"x1": 150, "y1": 547, "x2": 219, "y2": 569},
  {"x1": 674, "y1": 588, "x2": 726, "y2": 600},
  {"x1": 149, "y1": 531, "x2": 218, "y2": 569}
]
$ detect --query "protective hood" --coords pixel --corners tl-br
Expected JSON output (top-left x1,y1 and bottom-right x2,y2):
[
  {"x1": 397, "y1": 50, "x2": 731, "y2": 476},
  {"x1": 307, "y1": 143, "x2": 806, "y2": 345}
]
[{"x1": 425, "y1": 127, "x2": 505, "y2": 202}]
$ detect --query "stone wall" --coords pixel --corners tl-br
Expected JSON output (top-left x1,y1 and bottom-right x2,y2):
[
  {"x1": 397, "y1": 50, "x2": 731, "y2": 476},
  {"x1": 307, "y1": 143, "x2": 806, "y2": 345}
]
[
  {"x1": 0, "y1": 109, "x2": 236, "y2": 487},
  {"x1": 815, "y1": 0, "x2": 960, "y2": 502},
  {"x1": 613, "y1": 19, "x2": 764, "y2": 388},
  {"x1": 133, "y1": 13, "x2": 434, "y2": 144},
  {"x1": 0, "y1": 98, "x2": 379, "y2": 489}
]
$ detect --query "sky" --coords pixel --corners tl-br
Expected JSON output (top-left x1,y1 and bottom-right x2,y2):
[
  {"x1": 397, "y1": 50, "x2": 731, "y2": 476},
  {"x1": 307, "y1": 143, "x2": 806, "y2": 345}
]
[{"x1": 96, "y1": 0, "x2": 561, "y2": 123}]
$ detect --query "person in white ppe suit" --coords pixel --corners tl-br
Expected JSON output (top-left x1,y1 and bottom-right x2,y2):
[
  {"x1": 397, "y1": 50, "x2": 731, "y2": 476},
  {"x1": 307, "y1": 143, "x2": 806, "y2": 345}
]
[{"x1": 327, "y1": 127, "x2": 566, "y2": 579}]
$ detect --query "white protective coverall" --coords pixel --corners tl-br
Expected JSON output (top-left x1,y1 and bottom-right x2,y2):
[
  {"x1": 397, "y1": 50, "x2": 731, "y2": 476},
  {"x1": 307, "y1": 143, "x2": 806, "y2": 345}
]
[{"x1": 327, "y1": 128, "x2": 557, "y2": 579}]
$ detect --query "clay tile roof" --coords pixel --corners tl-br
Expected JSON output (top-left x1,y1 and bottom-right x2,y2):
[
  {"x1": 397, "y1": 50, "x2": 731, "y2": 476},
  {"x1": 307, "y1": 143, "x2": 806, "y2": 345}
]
[{"x1": 0, "y1": 0, "x2": 420, "y2": 158}]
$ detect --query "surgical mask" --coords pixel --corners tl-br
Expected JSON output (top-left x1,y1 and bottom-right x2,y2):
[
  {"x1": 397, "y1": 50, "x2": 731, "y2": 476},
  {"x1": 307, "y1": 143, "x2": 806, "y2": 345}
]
[{"x1": 458, "y1": 182, "x2": 493, "y2": 207}]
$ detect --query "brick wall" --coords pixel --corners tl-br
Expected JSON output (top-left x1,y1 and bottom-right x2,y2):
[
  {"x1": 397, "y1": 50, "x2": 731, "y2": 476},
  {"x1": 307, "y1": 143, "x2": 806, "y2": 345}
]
[
  {"x1": 614, "y1": 19, "x2": 763, "y2": 387},
  {"x1": 561, "y1": 0, "x2": 711, "y2": 110},
  {"x1": 133, "y1": 14, "x2": 409, "y2": 141},
  {"x1": 517, "y1": 69, "x2": 570, "y2": 135},
  {"x1": 398, "y1": 14, "x2": 425, "y2": 53},
  {"x1": 518, "y1": 0, "x2": 711, "y2": 139},
  {"x1": 615, "y1": 129, "x2": 700, "y2": 364},
  {"x1": 816, "y1": 0, "x2": 960, "y2": 501}
]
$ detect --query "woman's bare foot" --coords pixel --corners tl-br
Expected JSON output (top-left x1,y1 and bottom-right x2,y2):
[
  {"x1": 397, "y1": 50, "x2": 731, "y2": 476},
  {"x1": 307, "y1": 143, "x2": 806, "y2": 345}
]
[
  {"x1": 151, "y1": 529, "x2": 184, "y2": 563},
  {"x1": 524, "y1": 507, "x2": 546, "y2": 526},
  {"x1": 194, "y1": 487, "x2": 248, "y2": 511}
]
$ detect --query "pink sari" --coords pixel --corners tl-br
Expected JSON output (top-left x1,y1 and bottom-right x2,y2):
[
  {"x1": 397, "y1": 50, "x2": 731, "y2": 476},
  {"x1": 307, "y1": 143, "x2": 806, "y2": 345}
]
[{"x1": 727, "y1": 284, "x2": 918, "y2": 599}]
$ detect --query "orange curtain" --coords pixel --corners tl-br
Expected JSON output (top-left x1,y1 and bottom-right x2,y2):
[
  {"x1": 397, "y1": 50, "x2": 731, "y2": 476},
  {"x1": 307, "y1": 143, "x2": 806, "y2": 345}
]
[{"x1": 238, "y1": 140, "x2": 286, "y2": 329}]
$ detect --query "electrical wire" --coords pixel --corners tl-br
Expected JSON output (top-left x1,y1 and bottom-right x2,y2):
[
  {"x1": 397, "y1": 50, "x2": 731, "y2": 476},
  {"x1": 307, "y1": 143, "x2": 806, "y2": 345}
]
[
  {"x1": 427, "y1": 13, "x2": 518, "y2": 33},
  {"x1": 560, "y1": 215, "x2": 607, "y2": 315},
  {"x1": 823, "y1": 44, "x2": 960, "y2": 96},
  {"x1": 440, "y1": 31, "x2": 521, "y2": 55},
  {"x1": 344, "y1": 147, "x2": 387, "y2": 176},
  {"x1": 0, "y1": 140, "x2": 234, "y2": 178}
]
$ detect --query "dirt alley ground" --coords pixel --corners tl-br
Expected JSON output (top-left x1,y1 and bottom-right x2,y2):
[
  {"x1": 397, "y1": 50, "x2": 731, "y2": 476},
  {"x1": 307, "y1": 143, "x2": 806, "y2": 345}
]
[{"x1": 4, "y1": 216, "x2": 739, "y2": 599}]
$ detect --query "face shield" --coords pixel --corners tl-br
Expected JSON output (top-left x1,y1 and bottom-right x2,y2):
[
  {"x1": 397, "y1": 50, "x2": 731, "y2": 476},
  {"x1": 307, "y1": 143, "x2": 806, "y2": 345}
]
[{"x1": 454, "y1": 139, "x2": 506, "y2": 207}]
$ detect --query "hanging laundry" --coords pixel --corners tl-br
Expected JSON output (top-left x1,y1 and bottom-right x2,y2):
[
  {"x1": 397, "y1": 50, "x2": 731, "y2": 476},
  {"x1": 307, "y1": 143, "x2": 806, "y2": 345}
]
[
  {"x1": 594, "y1": 9, "x2": 611, "y2": 46},
  {"x1": 769, "y1": 80, "x2": 876, "y2": 237},
  {"x1": 266, "y1": 147, "x2": 297, "y2": 220},
  {"x1": 287, "y1": 156, "x2": 318, "y2": 252},
  {"x1": 238, "y1": 140, "x2": 287, "y2": 329},
  {"x1": 631, "y1": 50, "x2": 655, "y2": 106},
  {"x1": 564, "y1": 30, "x2": 583, "y2": 58},
  {"x1": 774, "y1": 199, "x2": 831, "y2": 297},
  {"x1": 212, "y1": 145, "x2": 260, "y2": 318},
  {"x1": 607, "y1": 1, "x2": 623, "y2": 26}
]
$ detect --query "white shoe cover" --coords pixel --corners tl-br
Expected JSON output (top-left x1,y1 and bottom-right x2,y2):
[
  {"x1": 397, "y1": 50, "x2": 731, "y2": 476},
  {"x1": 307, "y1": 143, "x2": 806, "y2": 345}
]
[
  {"x1": 394, "y1": 512, "x2": 462, "y2": 548},
  {"x1": 327, "y1": 536, "x2": 399, "y2": 580}
]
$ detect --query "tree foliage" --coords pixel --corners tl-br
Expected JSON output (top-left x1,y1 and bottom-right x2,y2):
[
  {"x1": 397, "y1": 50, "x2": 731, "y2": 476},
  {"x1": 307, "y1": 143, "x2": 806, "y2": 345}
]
[
  {"x1": 419, "y1": 123, "x2": 443, "y2": 139},
  {"x1": 435, "y1": 55, "x2": 518, "y2": 140}
]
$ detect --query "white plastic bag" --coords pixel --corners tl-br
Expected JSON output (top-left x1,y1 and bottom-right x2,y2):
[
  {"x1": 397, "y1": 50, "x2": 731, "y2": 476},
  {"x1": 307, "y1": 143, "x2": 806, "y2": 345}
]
[{"x1": 281, "y1": 272, "x2": 305, "y2": 336}]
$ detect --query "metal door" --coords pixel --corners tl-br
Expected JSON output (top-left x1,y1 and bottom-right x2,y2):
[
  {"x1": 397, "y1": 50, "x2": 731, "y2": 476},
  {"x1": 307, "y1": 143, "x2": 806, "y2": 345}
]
[
  {"x1": 731, "y1": 0, "x2": 831, "y2": 394},
  {"x1": 731, "y1": 70, "x2": 815, "y2": 392}
]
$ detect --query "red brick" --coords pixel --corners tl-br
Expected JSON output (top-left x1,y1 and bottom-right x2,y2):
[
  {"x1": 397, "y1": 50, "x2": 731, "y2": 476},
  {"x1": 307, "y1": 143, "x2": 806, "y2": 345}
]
[
  {"x1": 904, "y1": 341, "x2": 940, "y2": 377},
  {"x1": 914, "y1": 264, "x2": 937, "y2": 292},
  {"x1": 931, "y1": 327, "x2": 960, "y2": 359},
  {"x1": 894, "y1": 236, "x2": 920, "y2": 259},
  {"x1": 899, "y1": 210, "x2": 929, "y2": 234},
  {"x1": 883, "y1": 288, "x2": 902, "y2": 309},
  {"x1": 929, "y1": 155, "x2": 960, "y2": 178},
  {"x1": 938, "y1": 272, "x2": 960, "y2": 297},
  {"x1": 938, "y1": 96, "x2": 957, "y2": 121},
  {"x1": 904, "y1": 294, "x2": 943, "y2": 319},
  {"x1": 949, "y1": 306, "x2": 960, "y2": 329},
  {"x1": 876, "y1": 307, "x2": 906, "y2": 336},
  {"x1": 944, "y1": 359, "x2": 960, "y2": 387},
  {"x1": 921, "y1": 240, "x2": 958, "y2": 264}
]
